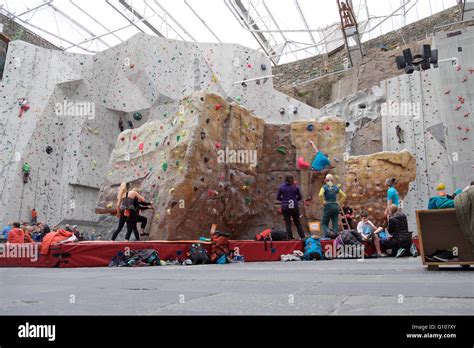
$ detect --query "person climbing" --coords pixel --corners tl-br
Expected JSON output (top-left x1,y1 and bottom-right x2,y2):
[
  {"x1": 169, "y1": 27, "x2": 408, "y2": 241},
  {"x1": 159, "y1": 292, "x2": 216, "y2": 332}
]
[
  {"x1": 111, "y1": 182, "x2": 130, "y2": 241},
  {"x1": 276, "y1": 175, "x2": 306, "y2": 240},
  {"x1": 133, "y1": 194, "x2": 153, "y2": 237},
  {"x1": 384, "y1": 177, "x2": 400, "y2": 218},
  {"x1": 7, "y1": 222, "x2": 33, "y2": 244},
  {"x1": 22, "y1": 162, "x2": 31, "y2": 184},
  {"x1": 119, "y1": 117, "x2": 124, "y2": 132},
  {"x1": 30, "y1": 208, "x2": 38, "y2": 225},
  {"x1": 319, "y1": 174, "x2": 346, "y2": 238},
  {"x1": 124, "y1": 187, "x2": 150, "y2": 241},
  {"x1": 308, "y1": 139, "x2": 335, "y2": 183}
]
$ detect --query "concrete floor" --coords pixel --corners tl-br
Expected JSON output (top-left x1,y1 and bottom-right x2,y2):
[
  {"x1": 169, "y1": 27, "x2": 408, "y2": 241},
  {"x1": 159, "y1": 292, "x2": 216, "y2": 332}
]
[{"x1": 0, "y1": 258, "x2": 473, "y2": 315}]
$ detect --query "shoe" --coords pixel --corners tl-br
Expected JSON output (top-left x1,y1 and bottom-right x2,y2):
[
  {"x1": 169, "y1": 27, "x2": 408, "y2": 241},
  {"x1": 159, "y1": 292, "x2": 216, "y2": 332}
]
[
  {"x1": 432, "y1": 250, "x2": 457, "y2": 262},
  {"x1": 410, "y1": 244, "x2": 419, "y2": 257},
  {"x1": 377, "y1": 253, "x2": 388, "y2": 258},
  {"x1": 396, "y1": 248, "x2": 406, "y2": 258}
]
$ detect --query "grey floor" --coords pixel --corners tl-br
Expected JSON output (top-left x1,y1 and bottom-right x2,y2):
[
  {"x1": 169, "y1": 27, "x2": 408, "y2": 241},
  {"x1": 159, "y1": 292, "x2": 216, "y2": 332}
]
[{"x1": 0, "y1": 258, "x2": 473, "y2": 315}]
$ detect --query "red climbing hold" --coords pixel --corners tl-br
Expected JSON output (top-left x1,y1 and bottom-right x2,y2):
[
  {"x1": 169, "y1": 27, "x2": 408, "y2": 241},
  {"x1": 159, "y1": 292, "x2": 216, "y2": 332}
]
[
  {"x1": 297, "y1": 157, "x2": 310, "y2": 170},
  {"x1": 130, "y1": 64, "x2": 135, "y2": 69},
  {"x1": 215, "y1": 104, "x2": 223, "y2": 110},
  {"x1": 208, "y1": 188, "x2": 218, "y2": 197},
  {"x1": 120, "y1": 136, "x2": 125, "y2": 141},
  {"x1": 463, "y1": 76, "x2": 468, "y2": 82},
  {"x1": 277, "y1": 207, "x2": 282, "y2": 214},
  {"x1": 138, "y1": 143, "x2": 144, "y2": 151},
  {"x1": 457, "y1": 125, "x2": 463, "y2": 130},
  {"x1": 456, "y1": 65, "x2": 462, "y2": 71},
  {"x1": 215, "y1": 142, "x2": 222, "y2": 149},
  {"x1": 465, "y1": 128, "x2": 470, "y2": 133},
  {"x1": 455, "y1": 104, "x2": 462, "y2": 111},
  {"x1": 469, "y1": 68, "x2": 474, "y2": 74},
  {"x1": 464, "y1": 112, "x2": 470, "y2": 118},
  {"x1": 324, "y1": 124, "x2": 332, "y2": 132},
  {"x1": 461, "y1": 137, "x2": 469, "y2": 141},
  {"x1": 132, "y1": 135, "x2": 137, "y2": 140},
  {"x1": 247, "y1": 64, "x2": 252, "y2": 68}
]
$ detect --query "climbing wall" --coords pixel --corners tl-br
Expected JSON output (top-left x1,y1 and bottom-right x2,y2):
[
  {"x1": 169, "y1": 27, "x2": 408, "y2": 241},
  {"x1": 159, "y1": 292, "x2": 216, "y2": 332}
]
[
  {"x1": 380, "y1": 27, "x2": 474, "y2": 231},
  {"x1": 96, "y1": 92, "x2": 348, "y2": 240},
  {"x1": 345, "y1": 151, "x2": 417, "y2": 226},
  {"x1": 0, "y1": 33, "x2": 320, "y2": 228}
]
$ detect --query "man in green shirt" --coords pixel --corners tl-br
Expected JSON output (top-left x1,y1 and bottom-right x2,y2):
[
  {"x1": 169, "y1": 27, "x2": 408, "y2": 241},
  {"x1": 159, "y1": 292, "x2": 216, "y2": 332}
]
[{"x1": 22, "y1": 162, "x2": 31, "y2": 183}]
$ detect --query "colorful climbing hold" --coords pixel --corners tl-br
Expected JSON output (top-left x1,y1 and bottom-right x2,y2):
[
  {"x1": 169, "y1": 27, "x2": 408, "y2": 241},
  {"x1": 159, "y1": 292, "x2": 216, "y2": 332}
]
[
  {"x1": 132, "y1": 134, "x2": 138, "y2": 140},
  {"x1": 215, "y1": 104, "x2": 223, "y2": 110},
  {"x1": 324, "y1": 124, "x2": 332, "y2": 132},
  {"x1": 215, "y1": 142, "x2": 221, "y2": 149},
  {"x1": 244, "y1": 197, "x2": 252, "y2": 205},
  {"x1": 277, "y1": 146, "x2": 286, "y2": 155},
  {"x1": 169, "y1": 188, "x2": 175, "y2": 195},
  {"x1": 176, "y1": 135, "x2": 181, "y2": 142},
  {"x1": 307, "y1": 124, "x2": 314, "y2": 131},
  {"x1": 162, "y1": 162, "x2": 168, "y2": 172},
  {"x1": 138, "y1": 143, "x2": 144, "y2": 151},
  {"x1": 133, "y1": 112, "x2": 142, "y2": 121},
  {"x1": 45, "y1": 146, "x2": 53, "y2": 154},
  {"x1": 106, "y1": 202, "x2": 113, "y2": 209},
  {"x1": 297, "y1": 157, "x2": 310, "y2": 170}
]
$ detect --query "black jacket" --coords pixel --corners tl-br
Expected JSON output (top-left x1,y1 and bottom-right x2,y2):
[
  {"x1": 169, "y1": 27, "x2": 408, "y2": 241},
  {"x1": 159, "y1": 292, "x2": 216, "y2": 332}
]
[{"x1": 387, "y1": 212, "x2": 411, "y2": 241}]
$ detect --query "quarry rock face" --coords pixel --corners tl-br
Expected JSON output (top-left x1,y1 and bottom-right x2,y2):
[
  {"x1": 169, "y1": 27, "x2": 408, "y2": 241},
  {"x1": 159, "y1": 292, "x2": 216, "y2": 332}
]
[
  {"x1": 96, "y1": 92, "x2": 416, "y2": 240},
  {"x1": 345, "y1": 151, "x2": 417, "y2": 225}
]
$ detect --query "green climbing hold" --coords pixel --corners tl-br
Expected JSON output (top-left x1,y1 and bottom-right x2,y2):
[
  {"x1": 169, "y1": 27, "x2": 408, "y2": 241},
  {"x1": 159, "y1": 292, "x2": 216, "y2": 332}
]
[
  {"x1": 244, "y1": 179, "x2": 251, "y2": 186},
  {"x1": 277, "y1": 146, "x2": 286, "y2": 155},
  {"x1": 155, "y1": 141, "x2": 160, "y2": 147},
  {"x1": 244, "y1": 197, "x2": 252, "y2": 205},
  {"x1": 162, "y1": 162, "x2": 168, "y2": 172},
  {"x1": 133, "y1": 112, "x2": 142, "y2": 121},
  {"x1": 175, "y1": 160, "x2": 180, "y2": 166},
  {"x1": 176, "y1": 135, "x2": 181, "y2": 142}
]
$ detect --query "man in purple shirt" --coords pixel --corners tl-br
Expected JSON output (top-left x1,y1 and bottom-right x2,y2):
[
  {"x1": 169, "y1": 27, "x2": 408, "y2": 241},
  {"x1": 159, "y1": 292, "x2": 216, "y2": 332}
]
[{"x1": 276, "y1": 175, "x2": 306, "y2": 240}]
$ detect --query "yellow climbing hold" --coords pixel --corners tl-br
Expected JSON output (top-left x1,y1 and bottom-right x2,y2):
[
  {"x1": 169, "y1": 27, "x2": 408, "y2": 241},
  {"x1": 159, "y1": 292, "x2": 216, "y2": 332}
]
[
  {"x1": 169, "y1": 188, "x2": 175, "y2": 195},
  {"x1": 106, "y1": 202, "x2": 113, "y2": 209},
  {"x1": 436, "y1": 183, "x2": 446, "y2": 191},
  {"x1": 211, "y1": 74, "x2": 218, "y2": 83}
]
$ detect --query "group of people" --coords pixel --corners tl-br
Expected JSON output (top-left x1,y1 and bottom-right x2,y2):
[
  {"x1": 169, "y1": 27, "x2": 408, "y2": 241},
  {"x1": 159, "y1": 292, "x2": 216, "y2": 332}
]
[
  {"x1": 276, "y1": 139, "x2": 412, "y2": 257},
  {"x1": 0, "y1": 220, "x2": 94, "y2": 244},
  {"x1": 110, "y1": 182, "x2": 154, "y2": 241}
]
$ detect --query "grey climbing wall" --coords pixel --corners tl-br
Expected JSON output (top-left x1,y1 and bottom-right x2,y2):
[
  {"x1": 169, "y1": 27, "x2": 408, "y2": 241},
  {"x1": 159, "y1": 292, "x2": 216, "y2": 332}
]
[
  {"x1": 380, "y1": 26, "x2": 474, "y2": 231},
  {"x1": 0, "y1": 33, "x2": 319, "y2": 227}
]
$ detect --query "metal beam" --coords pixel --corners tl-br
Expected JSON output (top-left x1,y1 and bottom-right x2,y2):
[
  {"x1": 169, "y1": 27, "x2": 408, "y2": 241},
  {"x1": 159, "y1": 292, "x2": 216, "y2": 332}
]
[
  {"x1": 294, "y1": 0, "x2": 318, "y2": 48},
  {"x1": 184, "y1": 0, "x2": 222, "y2": 42},
  {"x1": 69, "y1": 0, "x2": 123, "y2": 44},
  {"x1": 47, "y1": 2, "x2": 111, "y2": 48},
  {"x1": 153, "y1": 0, "x2": 196, "y2": 41},
  {"x1": 106, "y1": 0, "x2": 145, "y2": 34},
  {"x1": 118, "y1": 0, "x2": 164, "y2": 37}
]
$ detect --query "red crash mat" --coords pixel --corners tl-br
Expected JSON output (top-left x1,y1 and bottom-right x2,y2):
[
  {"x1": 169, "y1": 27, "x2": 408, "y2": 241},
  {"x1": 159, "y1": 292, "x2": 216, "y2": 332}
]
[
  {"x1": 0, "y1": 243, "x2": 60, "y2": 268},
  {"x1": 58, "y1": 240, "x2": 212, "y2": 268}
]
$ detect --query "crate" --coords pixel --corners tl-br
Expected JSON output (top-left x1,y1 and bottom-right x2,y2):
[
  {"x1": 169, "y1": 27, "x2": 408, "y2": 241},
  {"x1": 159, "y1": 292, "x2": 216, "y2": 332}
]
[{"x1": 416, "y1": 209, "x2": 474, "y2": 271}]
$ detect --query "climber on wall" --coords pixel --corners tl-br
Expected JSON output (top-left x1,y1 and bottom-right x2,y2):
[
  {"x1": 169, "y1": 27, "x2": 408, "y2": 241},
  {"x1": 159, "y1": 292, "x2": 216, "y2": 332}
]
[
  {"x1": 276, "y1": 175, "x2": 307, "y2": 240},
  {"x1": 22, "y1": 162, "x2": 31, "y2": 184},
  {"x1": 309, "y1": 140, "x2": 335, "y2": 182},
  {"x1": 319, "y1": 174, "x2": 346, "y2": 238}
]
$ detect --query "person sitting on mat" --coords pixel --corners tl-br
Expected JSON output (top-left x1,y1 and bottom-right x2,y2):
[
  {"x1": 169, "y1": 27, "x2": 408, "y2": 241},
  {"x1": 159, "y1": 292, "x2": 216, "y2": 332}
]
[
  {"x1": 382, "y1": 205, "x2": 413, "y2": 257},
  {"x1": 276, "y1": 175, "x2": 306, "y2": 240},
  {"x1": 357, "y1": 210, "x2": 386, "y2": 258},
  {"x1": 319, "y1": 174, "x2": 346, "y2": 238}
]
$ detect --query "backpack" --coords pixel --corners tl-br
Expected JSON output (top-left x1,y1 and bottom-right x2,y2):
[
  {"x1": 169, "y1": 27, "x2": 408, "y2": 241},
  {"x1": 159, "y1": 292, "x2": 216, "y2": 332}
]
[
  {"x1": 211, "y1": 231, "x2": 230, "y2": 263},
  {"x1": 255, "y1": 228, "x2": 287, "y2": 251},
  {"x1": 340, "y1": 230, "x2": 363, "y2": 245},
  {"x1": 188, "y1": 243, "x2": 210, "y2": 265},
  {"x1": 303, "y1": 236, "x2": 323, "y2": 260}
]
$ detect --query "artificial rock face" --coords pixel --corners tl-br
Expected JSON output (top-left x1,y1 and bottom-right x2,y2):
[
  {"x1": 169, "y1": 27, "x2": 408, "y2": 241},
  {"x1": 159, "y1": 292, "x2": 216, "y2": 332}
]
[
  {"x1": 97, "y1": 92, "x2": 344, "y2": 239},
  {"x1": 97, "y1": 92, "x2": 416, "y2": 240},
  {"x1": 345, "y1": 151, "x2": 417, "y2": 225}
]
